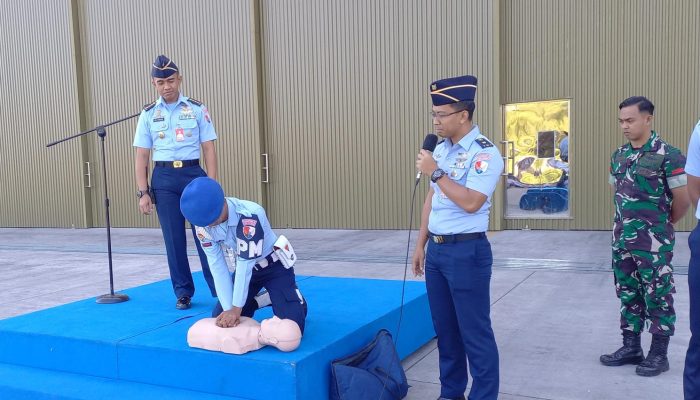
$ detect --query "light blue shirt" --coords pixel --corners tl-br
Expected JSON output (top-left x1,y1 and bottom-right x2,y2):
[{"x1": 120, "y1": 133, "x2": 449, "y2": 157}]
[
  {"x1": 132, "y1": 93, "x2": 217, "y2": 161},
  {"x1": 195, "y1": 198, "x2": 278, "y2": 310},
  {"x1": 428, "y1": 126, "x2": 504, "y2": 234},
  {"x1": 685, "y1": 119, "x2": 700, "y2": 218}
]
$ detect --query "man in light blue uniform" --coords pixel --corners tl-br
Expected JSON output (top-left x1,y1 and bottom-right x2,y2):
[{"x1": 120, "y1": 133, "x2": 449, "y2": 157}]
[
  {"x1": 133, "y1": 55, "x2": 218, "y2": 310},
  {"x1": 180, "y1": 177, "x2": 307, "y2": 333},
  {"x1": 413, "y1": 75, "x2": 503, "y2": 400},
  {"x1": 684, "y1": 119, "x2": 700, "y2": 399}
]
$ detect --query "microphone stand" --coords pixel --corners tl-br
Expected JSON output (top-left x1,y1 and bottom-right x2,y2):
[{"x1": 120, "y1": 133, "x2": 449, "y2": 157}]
[{"x1": 47, "y1": 112, "x2": 141, "y2": 304}]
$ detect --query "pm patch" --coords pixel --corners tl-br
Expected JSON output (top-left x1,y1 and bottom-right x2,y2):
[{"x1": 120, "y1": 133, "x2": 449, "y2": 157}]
[{"x1": 236, "y1": 215, "x2": 265, "y2": 260}]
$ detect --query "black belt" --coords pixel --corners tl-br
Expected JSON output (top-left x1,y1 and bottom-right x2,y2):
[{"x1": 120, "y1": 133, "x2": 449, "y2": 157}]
[
  {"x1": 154, "y1": 159, "x2": 199, "y2": 168},
  {"x1": 428, "y1": 232, "x2": 485, "y2": 244}
]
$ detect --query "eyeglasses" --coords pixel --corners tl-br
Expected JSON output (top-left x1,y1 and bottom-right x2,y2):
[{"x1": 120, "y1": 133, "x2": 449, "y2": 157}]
[{"x1": 430, "y1": 109, "x2": 466, "y2": 120}]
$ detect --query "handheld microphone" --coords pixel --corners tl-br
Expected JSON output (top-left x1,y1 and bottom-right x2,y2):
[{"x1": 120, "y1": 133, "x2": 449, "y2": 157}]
[{"x1": 415, "y1": 133, "x2": 439, "y2": 181}]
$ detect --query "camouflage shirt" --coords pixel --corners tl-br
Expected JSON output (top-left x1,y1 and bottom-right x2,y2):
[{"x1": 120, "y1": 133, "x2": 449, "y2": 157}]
[{"x1": 610, "y1": 131, "x2": 687, "y2": 251}]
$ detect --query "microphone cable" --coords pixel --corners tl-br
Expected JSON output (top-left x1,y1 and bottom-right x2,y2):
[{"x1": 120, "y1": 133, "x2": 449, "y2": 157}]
[{"x1": 377, "y1": 176, "x2": 422, "y2": 400}]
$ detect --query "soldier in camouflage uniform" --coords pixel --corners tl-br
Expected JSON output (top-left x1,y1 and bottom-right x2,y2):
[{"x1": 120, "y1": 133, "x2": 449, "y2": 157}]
[{"x1": 601, "y1": 96, "x2": 689, "y2": 377}]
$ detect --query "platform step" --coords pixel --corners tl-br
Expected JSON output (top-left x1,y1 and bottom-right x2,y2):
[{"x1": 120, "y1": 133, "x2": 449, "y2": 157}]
[
  {"x1": 0, "y1": 274, "x2": 435, "y2": 399},
  {"x1": 0, "y1": 362, "x2": 243, "y2": 400}
]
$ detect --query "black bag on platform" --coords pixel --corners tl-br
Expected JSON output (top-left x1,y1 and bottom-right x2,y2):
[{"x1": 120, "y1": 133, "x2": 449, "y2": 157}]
[{"x1": 329, "y1": 329, "x2": 409, "y2": 400}]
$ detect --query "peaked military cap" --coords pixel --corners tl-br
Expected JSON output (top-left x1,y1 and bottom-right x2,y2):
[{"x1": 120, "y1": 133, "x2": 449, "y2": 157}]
[
  {"x1": 430, "y1": 75, "x2": 478, "y2": 106},
  {"x1": 151, "y1": 55, "x2": 179, "y2": 78}
]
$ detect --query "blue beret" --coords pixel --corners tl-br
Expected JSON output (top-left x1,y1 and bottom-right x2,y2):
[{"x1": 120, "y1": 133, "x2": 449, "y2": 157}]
[
  {"x1": 430, "y1": 75, "x2": 478, "y2": 106},
  {"x1": 151, "y1": 55, "x2": 179, "y2": 78},
  {"x1": 180, "y1": 177, "x2": 225, "y2": 227}
]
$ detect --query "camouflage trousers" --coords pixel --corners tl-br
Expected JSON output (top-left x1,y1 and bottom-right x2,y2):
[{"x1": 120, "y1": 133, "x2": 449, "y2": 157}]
[{"x1": 612, "y1": 248, "x2": 676, "y2": 336}]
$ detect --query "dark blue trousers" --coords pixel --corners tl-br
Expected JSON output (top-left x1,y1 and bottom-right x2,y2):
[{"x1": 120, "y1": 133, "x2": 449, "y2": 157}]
[
  {"x1": 212, "y1": 262, "x2": 307, "y2": 334},
  {"x1": 151, "y1": 165, "x2": 216, "y2": 299},
  {"x1": 686, "y1": 227, "x2": 700, "y2": 400},
  {"x1": 425, "y1": 237, "x2": 499, "y2": 400}
]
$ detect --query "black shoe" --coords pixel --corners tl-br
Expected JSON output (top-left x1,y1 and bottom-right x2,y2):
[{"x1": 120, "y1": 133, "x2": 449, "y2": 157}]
[
  {"x1": 600, "y1": 331, "x2": 645, "y2": 366},
  {"x1": 437, "y1": 396, "x2": 465, "y2": 400},
  {"x1": 176, "y1": 296, "x2": 191, "y2": 310},
  {"x1": 636, "y1": 334, "x2": 670, "y2": 377}
]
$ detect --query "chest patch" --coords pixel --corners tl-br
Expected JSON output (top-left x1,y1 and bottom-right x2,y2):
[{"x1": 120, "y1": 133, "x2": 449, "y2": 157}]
[{"x1": 236, "y1": 215, "x2": 265, "y2": 260}]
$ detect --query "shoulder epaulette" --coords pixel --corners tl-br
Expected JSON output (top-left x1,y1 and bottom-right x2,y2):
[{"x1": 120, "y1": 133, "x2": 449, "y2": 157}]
[
  {"x1": 143, "y1": 101, "x2": 156, "y2": 112},
  {"x1": 187, "y1": 97, "x2": 203, "y2": 107},
  {"x1": 475, "y1": 137, "x2": 493, "y2": 148}
]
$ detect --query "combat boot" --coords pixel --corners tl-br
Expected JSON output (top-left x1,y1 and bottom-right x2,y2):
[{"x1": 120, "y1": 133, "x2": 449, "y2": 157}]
[
  {"x1": 636, "y1": 334, "x2": 670, "y2": 377},
  {"x1": 600, "y1": 330, "x2": 645, "y2": 366}
]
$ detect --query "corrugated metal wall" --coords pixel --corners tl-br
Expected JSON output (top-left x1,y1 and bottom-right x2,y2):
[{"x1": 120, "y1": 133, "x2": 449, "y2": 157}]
[
  {"x1": 77, "y1": 0, "x2": 262, "y2": 228},
  {"x1": 502, "y1": 0, "x2": 700, "y2": 231},
  {"x1": 260, "y1": 0, "x2": 502, "y2": 229},
  {"x1": 0, "y1": 0, "x2": 87, "y2": 228},
  {"x1": 4, "y1": 0, "x2": 699, "y2": 230}
]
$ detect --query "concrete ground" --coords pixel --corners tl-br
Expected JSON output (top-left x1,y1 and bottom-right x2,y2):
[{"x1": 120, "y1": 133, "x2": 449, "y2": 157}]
[{"x1": 0, "y1": 228, "x2": 693, "y2": 400}]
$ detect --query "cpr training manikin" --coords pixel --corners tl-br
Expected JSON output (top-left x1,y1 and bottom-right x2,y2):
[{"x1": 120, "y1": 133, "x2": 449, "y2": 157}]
[{"x1": 187, "y1": 316, "x2": 302, "y2": 354}]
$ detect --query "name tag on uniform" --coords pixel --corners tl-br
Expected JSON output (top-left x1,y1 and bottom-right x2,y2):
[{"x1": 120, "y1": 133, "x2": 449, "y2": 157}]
[
  {"x1": 153, "y1": 117, "x2": 165, "y2": 123},
  {"x1": 175, "y1": 128, "x2": 185, "y2": 142}
]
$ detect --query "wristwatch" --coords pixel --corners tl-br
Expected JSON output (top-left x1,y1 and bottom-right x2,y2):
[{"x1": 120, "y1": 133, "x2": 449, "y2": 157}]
[
  {"x1": 430, "y1": 168, "x2": 447, "y2": 183},
  {"x1": 136, "y1": 188, "x2": 150, "y2": 199}
]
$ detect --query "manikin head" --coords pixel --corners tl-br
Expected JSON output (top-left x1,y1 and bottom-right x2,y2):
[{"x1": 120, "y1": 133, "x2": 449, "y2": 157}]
[{"x1": 259, "y1": 316, "x2": 302, "y2": 352}]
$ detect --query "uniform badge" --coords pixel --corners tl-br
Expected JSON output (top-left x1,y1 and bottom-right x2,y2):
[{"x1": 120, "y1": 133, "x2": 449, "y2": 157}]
[
  {"x1": 236, "y1": 215, "x2": 264, "y2": 260},
  {"x1": 196, "y1": 226, "x2": 212, "y2": 240},
  {"x1": 475, "y1": 153, "x2": 491, "y2": 162},
  {"x1": 158, "y1": 131, "x2": 165, "y2": 139},
  {"x1": 175, "y1": 128, "x2": 185, "y2": 142},
  {"x1": 152, "y1": 108, "x2": 163, "y2": 122},
  {"x1": 474, "y1": 160, "x2": 489, "y2": 174},
  {"x1": 431, "y1": 84, "x2": 437, "y2": 90},
  {"x1": 243, "y1": 225, "x2": 256, "y2": 239},
  {"x1": 475, "y1": 138, "x2": 494, "y2": 148},
  {"x1": 179, "y1": 106, "x2": 194, "y2": 119},
  {"x1": 241, "y1": 218, "x2": 258, "y2": 239},
  {"x1": 203, "y1": 107, "x2": 211, "y2": 123}
]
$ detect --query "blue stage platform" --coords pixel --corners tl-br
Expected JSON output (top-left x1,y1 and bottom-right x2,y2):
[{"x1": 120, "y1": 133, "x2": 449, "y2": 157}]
[{"x1": 0, "y1": 274, "x2": 435, "y2": 399}]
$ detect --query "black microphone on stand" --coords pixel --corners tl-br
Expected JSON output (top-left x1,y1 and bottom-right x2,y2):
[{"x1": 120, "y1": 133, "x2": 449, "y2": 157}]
[{"x1": 415, "y1": 133, "x2": 439, "y2": 183}]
